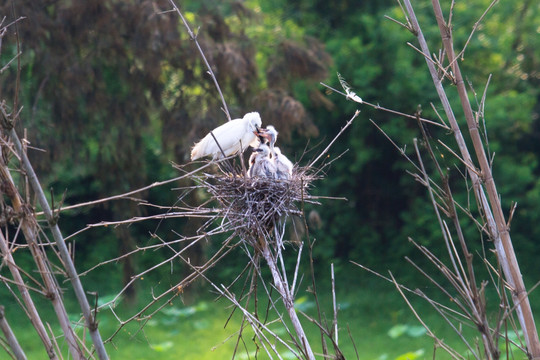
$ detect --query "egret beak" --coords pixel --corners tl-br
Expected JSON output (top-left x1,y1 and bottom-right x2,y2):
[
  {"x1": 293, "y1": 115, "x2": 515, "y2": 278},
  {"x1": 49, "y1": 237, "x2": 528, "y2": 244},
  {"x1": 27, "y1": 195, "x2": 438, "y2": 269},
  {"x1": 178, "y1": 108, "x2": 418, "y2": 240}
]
[
  {"x1": 259, "y1": 131, "x2": 273, "y2": 142},
  {"x1": 253, "y1": 127, "x2": 270, "y2": 145},
  {"x1": 253, "y1": 126, "x2": 267, "y2": 136}
]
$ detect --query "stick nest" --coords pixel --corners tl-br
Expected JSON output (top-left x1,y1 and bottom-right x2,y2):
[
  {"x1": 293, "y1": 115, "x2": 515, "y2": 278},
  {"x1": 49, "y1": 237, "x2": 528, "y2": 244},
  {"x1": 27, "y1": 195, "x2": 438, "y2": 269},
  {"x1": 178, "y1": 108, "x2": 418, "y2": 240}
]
[{"x1": 203, "y1": 166, "x2": 318, "y2": 245}]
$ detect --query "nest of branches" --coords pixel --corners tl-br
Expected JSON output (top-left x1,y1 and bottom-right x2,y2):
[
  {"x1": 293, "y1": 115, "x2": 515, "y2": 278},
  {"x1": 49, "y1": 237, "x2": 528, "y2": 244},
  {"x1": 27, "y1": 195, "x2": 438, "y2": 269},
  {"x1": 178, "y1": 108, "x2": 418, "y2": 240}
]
[{"x1": 202, "y1": 165, "x2": 318, "y2": 246}]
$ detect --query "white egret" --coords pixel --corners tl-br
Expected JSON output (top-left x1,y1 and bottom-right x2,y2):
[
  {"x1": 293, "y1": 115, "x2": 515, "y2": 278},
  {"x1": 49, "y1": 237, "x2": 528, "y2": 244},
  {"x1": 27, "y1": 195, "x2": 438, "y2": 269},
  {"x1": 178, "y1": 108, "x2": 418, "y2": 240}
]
[
  {"x1": 248, "y1": 144, "x2": 276, "y2": 179},
  {"x1": 258, "y1": 125, "x2": 293, "y2": 180},
  {"x1": 191, "y1": 112, "x2": 262, "y2": 160}
]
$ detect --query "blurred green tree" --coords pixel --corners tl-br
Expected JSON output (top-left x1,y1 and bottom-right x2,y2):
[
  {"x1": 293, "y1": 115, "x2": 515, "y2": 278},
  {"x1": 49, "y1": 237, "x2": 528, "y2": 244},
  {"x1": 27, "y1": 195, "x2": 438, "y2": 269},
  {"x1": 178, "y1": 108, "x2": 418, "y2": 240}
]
[
  {"x1": 0, "y1": 0, "x2": 331, "y2": 298},
  {"x1": 1, "y1": 0, "x2": 539, "y2": 291}
]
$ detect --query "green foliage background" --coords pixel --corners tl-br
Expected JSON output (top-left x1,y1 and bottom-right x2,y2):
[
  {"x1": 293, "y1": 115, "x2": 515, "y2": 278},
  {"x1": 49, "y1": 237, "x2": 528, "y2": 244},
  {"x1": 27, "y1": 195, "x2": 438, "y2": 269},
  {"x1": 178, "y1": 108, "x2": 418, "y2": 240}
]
[{"x1": 1, "y1": 0, "x2": 539, "y2": 323}]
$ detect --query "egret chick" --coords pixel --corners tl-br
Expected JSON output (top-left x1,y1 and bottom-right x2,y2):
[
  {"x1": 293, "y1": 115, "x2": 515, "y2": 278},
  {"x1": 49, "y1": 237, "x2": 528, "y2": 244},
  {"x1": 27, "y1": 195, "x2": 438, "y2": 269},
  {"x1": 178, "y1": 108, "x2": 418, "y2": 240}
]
[
  {"x1": 258, "y1": 125, "x2": 293, "y2": 179},
  {"x1": 191, "y1": 112, "x2": 262, "y2": 160},
  {"x1": 248, "y1": 144, "x2": 276, "y2": 179},
  {"x1": 273, "y1": 147, "x2": 294, "y2": 180}
]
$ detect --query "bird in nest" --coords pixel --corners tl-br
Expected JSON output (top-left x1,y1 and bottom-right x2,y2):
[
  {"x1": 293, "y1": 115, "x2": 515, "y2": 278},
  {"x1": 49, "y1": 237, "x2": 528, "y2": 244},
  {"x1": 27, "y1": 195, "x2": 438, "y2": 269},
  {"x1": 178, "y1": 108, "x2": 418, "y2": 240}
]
[
  {"x1": 191, "y1": 112, "x2": 263, "y2": 160},
  {"x1": 189, "y1": 112, "x2": 294, "y2": 182},
  {"x1": 255, "y1": 125, "x2": 293, "y2": 180},
  {"x1": 248, "y1": 143, "x2": 276, "y2": 179}
]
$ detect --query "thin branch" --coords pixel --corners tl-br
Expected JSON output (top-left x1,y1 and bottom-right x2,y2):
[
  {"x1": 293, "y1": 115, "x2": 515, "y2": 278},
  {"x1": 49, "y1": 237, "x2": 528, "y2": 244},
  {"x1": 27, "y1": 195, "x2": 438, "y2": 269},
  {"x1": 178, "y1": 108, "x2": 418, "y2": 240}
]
[
  {"x1": 168, "y1": 0, "x2": 231, "y2": 121},
  {"x1": 8, "y1": 129, "x2": 108, "y2": 360},
  {"x1": 320, "y1": 82, "x2": 449, "y2": 129},
  {"x1": 388, "y1": 272, "x2": 465, "y2": 360},
  {"x1": 454, "y1": 0, "x2": 499, "y2": 62},
  {"x1": 331, "y1": 263, "x2": 338, "y2": 346},
  {"x1": 38, "y1": 161, "x2": 217, "y2": 215},
  {"x1": 0, "y1": 306, "x2": 27, "y2": 360},
  {"x1": 308, "y1": 110, "x2": 359, "y2": 168}
]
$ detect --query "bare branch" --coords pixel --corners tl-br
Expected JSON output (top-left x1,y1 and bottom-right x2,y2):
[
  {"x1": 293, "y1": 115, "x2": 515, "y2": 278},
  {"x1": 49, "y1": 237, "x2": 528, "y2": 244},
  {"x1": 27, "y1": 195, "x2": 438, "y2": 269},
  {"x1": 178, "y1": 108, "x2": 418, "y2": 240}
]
[
  {"x1": 167, "y1": 0, "x2": 231, "y2": 121},
  {"x1": 0, "y1": 306, "x2": 27, "y2": 360}
]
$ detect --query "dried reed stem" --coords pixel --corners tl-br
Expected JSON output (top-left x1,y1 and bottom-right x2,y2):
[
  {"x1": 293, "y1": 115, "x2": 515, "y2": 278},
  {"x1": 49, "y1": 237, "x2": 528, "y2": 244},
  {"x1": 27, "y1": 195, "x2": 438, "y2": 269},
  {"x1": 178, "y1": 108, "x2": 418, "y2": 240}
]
[
  {"x1": 389, "y1": 272, "x2": 465, "y2": 359},
  {"x1": 0, "y1": 231, "x2": 57, "y2": 359},
  {"x1": 331, "y1": 263, "x2": 338, "y2": 346},
  {"x1": 403, "y1": 1, "x2": 540, "y2": 357},
  {"x1": 0, "y1": 149, "x2": 83, "y2": 359},
  {"x1": 0, "y1": 305, "x2": 27, "y2": 360},
  {"x1": 261, "y1": 241, "x2": 315, "y2": 360},
  {"x1": 8, "y1": 129, "x2": 109, "y2": 360}
]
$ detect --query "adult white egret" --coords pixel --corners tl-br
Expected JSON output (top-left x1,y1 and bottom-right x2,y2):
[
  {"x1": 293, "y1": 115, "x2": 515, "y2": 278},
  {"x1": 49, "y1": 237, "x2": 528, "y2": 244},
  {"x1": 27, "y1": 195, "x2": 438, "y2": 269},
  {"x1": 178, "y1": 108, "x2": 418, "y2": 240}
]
[
  {"x1": 191, "y1": 112, "x2": 262, "y2": 160},
  {"x1": 248, "y1": 144, "x2": 276, "y2": 179},
  {"x1": 258, "y1": 125, "x2": 293, "y2": 180}
]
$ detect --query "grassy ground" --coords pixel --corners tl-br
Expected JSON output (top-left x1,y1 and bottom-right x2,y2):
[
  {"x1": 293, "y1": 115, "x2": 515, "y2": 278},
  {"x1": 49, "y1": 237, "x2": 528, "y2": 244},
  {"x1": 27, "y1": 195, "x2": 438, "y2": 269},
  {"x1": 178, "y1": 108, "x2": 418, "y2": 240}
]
[{"x1": 6, "y1": 277, "x2": 490, "y2": 360}]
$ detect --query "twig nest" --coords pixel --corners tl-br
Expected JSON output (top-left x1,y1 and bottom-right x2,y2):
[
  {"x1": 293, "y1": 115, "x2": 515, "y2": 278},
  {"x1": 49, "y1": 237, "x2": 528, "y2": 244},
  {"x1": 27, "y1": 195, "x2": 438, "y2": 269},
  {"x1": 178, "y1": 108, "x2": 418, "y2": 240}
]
[{"x1": 206, "y1": 167, "x2": 316, "y2": 244}]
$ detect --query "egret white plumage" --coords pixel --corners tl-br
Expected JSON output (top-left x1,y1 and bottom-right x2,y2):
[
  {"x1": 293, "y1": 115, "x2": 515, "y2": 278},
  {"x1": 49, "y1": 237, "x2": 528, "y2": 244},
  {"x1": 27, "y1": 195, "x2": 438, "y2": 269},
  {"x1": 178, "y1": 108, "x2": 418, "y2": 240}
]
[
  {"x1": 248, "y1": 144, "x2": 276, "y2": 179},
  {"x1": 273, "y1": 147, "x2": 294, "y2": 179},
  {"x1": 258, "y1": 125, "x2": 293, "y2": 180},
  {"x1": 191, "y1": 112, "x2": 262, "y2": 160}
]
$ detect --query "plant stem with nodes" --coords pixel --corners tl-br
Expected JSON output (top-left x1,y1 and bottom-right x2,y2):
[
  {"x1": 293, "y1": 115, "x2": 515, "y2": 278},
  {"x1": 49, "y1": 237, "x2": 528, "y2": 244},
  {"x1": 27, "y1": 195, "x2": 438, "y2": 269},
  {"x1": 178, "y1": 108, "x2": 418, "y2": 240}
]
[
  {"x1": 0, "y1": 230, "x2": 58, "y2": 359},
  {"x1": 0, "y1": 305, "x2": 28, "y2": 360},
  {"x1": 402, "y1": 0, "x2": 540, "y2": 357},
  {"x1": 0, "y1": 141, "x2": 84, "y2": 359},
  {"x1": 260, "y1": 241, "x2": 316, "y2": 360},
  {"x1": 8, "y1": 129, "x2": 109, "y2": 360}
]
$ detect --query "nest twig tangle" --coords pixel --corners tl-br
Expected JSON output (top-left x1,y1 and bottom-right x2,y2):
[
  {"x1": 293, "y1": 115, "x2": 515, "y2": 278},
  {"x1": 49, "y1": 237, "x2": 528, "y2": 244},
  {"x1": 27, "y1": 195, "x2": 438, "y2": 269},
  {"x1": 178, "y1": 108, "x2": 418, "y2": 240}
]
[
  {"x1": 187, "y1": 158, "x2": 321, "y2": 359},
  {"x1": 201, "y1": 164, "x2": 318, "y2": 247},
  {"x1": 179, "y1": 124, "x2": 352, "y2": 360}
]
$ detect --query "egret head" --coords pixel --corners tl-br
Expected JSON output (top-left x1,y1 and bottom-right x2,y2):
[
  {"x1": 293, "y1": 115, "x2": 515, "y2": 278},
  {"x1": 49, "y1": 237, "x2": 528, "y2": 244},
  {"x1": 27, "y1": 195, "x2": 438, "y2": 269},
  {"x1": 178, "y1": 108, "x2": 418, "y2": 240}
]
[
  {"x1": 254, "y1": 143, "x2": 271, "y2": 156},
  {"x1": 244, "y1": 112, "x2": 262, "y2": 132},
  {"x1": 257, "y1": 125, "x2": 278, "y2": 146}
]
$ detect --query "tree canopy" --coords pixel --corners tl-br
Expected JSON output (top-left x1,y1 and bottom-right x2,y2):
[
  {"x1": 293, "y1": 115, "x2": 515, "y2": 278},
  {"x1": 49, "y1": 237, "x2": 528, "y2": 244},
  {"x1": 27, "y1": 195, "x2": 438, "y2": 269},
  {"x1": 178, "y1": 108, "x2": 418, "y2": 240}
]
[{"x1": 1, "y1": 0, "x2": 539, "y2": 292}]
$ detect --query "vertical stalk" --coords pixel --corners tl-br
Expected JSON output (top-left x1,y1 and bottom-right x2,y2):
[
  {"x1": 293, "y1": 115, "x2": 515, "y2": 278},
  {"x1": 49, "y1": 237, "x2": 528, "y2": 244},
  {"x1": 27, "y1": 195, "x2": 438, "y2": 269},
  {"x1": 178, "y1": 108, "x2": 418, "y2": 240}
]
[
  {"x1": 169, "y1": 0, "x2": 231, "y2": 122},
  {"x1": 0, "y1": 150, "x2": 84, "y2": 358},
  {"x1": 0, "y1": 305, "x2": 27, "y2": 360},
  {"x1": 0, "y1": 231, "x2": 58, "y2": 359},
  {"x1": 8, "y1": 129, "x2": 109, "y2": 360},
  {"x1": 331, "y1": 263, "x2": 338, "y2": 346},
  {"x1": 403, "y1": 0, "x2": 540, "y2": 357},
  {"x1": 261, "y1": 243, "x2": 315, "y2": 360},
  {"x1": 430, "y1": 2, "x2": 540, "y2": 356}
]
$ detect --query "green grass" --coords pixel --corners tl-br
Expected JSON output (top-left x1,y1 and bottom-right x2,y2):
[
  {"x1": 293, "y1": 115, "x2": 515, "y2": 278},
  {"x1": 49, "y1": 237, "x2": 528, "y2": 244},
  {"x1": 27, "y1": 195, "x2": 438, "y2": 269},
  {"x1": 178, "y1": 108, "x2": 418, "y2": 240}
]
[
  {"x1": 5, "y1": 268, "x2": 539, "y2": 360},
  {"x1": 6, "y1": 280, "x2": 495, "y2": 360}
]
